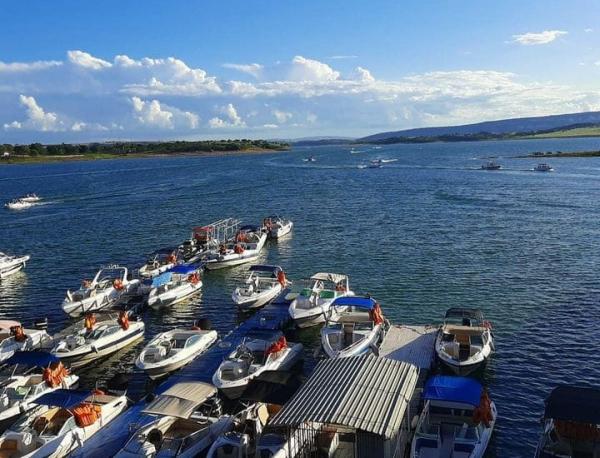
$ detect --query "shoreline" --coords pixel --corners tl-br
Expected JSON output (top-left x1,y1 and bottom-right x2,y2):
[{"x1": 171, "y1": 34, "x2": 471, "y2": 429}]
[
  {"x1": 515, "y1": 150, "x2": 600, "y2": 159},
  {"x1": 0, "y1": 147, "x2": 289, "y2": 165}
]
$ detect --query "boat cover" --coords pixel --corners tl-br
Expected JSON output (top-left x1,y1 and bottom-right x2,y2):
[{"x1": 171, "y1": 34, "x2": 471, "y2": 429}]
[
  {"x1": 544, "y1": 385, "x2": 600, "y2": 424},
  {"x1": 332, "y1": 296, "x2": 377, "y2": 310},
  {"x1": 168, "y1": 265, "x2": 197, "y2": 275},
  {"x1": 33, "y1": 389, "x2": 91, "y2": 408},
  {"x1": 444, "y1": 308, "x2": 484, "y2": 321},
  {"x1": 150, "y1": 272, "x2": 172, "y2": 287},
  {"x1": 4, "y1": 351, "x2": 59, "y2": 367},
  {"x1": 423, "y1": 376, "x2": 482, "y2": 407},
  {"x1": 142, "y1": 382, "x2": 216, "y2": 419},
  {"x1": 249, "y1": 265, "x2": 282, "y2": 276},
  {"x1": 310, "y1": 272, "x2": 347, "y2": 283}
]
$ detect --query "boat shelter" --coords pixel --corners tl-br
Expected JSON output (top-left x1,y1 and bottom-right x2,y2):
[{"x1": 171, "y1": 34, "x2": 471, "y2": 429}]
[{"x1": 270, "y1": 355, "x2": 419, "y2": 457}]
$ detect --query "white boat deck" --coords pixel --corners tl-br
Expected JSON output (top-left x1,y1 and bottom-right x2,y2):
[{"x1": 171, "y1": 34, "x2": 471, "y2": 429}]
[{"x1": 379, "y1": 324, "x2": 437, "y2": 370}]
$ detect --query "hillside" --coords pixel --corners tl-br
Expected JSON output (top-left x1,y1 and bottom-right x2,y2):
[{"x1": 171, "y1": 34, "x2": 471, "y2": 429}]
[{"x1": 360, "y1": 111, "x2": 600, "y2": 142}]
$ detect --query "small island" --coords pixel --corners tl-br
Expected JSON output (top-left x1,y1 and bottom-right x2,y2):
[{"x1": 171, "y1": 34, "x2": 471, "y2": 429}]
[
  {"x1": 516, "y1": 150, "x2": 600, "y2": 158},
  {"x1": 0, "y1": 139, "x2": 289, "y2": 164}
]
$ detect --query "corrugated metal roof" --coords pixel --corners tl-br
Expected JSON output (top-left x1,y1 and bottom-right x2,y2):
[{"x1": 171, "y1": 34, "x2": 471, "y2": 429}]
[{"x1": 271, "y1": 355, "x2": 418, "y2": 438}]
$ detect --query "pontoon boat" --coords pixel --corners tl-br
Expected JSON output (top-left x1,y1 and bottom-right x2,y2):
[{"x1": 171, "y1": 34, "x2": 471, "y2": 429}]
[
  {"x1": 535, "y1": 385, "x2": 600, "y2": 458},
  {"x1": 320, "y1": 296, "x2": 387, "y2": 358},
  {"x1": 135, "y1": 327, "x2": 217, "y2": 379},
  {"x1": 0, "y1": 389, "x2": 128, "y2": 458},
  {"x1": 50, "y1": 312, "x2": 145, "y2": 369},
  {"x1": 146, "y1": 265, "x2": 202, "y2": 309},
  {"x1": 203, "y1": 225, "x2": 267, "y2": 270},
  {"x1": 411, "y1": 376, "x2": 497, "y2": 458},
  {"x1": 212, "y1": 329, "x2": 303, "y2": 399},
  {"x1": 0, "y1": 253, "x2": 30, "y2": 279},
  {"x1": 263, "y1": 216, "x2": 293, "y2": 239},
  {"x1": 436, "y1": 308, "x2": 494, "y2": 375},
  {"x1": 288, "y1": 273, "x2": 354, "y2": 328},
  {"x1": 115, "y1": 382, "x2": 232, "y2": 458},
  {"x1": 232, "y1": 265, "x2": 286, "y2": 310},
  {"x1": 62, "y1": 266, "x2": 139, "y2": 317}
]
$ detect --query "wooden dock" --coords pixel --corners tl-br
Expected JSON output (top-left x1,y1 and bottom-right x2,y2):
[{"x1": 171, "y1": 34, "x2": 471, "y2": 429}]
[{"x1": 379, "y1": 324, "x2": 437, "y2": 370}]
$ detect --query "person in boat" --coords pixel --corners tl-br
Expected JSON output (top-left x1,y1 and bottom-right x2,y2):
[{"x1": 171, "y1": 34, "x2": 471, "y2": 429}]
[{"x1": 219, "y1": 244, "x2": 227, "y2": 255}]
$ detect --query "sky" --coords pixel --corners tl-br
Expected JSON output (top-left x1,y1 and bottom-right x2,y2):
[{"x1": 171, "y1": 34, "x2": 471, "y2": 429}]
[{"x1": 1, "y1": 0, "x2": 600, "y2": 143}]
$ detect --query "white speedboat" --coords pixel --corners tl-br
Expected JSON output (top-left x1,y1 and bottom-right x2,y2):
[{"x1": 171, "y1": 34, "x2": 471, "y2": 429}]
[
  {"x1": 481, "y1": 161, "x2": 501, "y2": 170},
  {"x1": 263, "y1": 216, "x2": 293, "y2": 239},
  {"x1": 50, "y1": 312, "x2": 145, "y2": 369},
  {"x1": 0, "y1": 352, "x2": 79, "y2": 430},
  {"x1": 19, "y1": 194, "x2": 41, "y2": 203},
  {"x1": 535, "y1": 385, "x2": 600, "y2": 458},
  {"x1": 288, "y1": 273, "x2": 353, "y2": 328},
  {"x1": 62, "y1": 266, "x2": 139, "y2": 317},
  {"x1": 435, "y1": 308, "x2": 494, "y2": 375},
  {"x1": 179, "y1": 226, "x2": 221, "y2": 263},
  {"x1": 116, "y1": 382, "x2": 233, "y2": 458},
  {"x1": 135, "y1": 327, "x2": 217, "y2": 379},
  {"x1": 320, "y1": 296, "x2": 387, "y2": 359},
  {"x1": 232, "y1": 265, "x2": 286, "y2": 310},
  {"x1": 303, "y1": 156, "x2": 316, "y2": 162},
  {"x1": 367, "y1": 159, "x2": 383, "y2": 168},
  {"x1": 534, "y1": 163, "x2": 554, "y2": 172},
  {"x1": 138, "y1": 248, "x2": 179, "y2": 278},
  {"x1": 0, "y1": 389, "x2": 128, "y2": 458},
  {"x1": 212, "y1": 330, "x2": 303, "y2": 399},
  {"x1": 146, "y1": 266, "x2": 202, "y2": 309},
  {"x1": 0, "y1": 324, "x2": 52, "y2": 364},
  {"x1": 411, "y1": 376, "x2": 496, "y2": 458},
  {"x1": 0, "y1": 252, "x2": 30, "y2": 279},
  {"x1": 206, "y1": 403, "x2": 273, "y2": 458},
  {"x1": 4, "y1": 200, "x2": 33, "y2": 211},
  {"x1": 204, "y1": 225, "x2": 267, "y2": 271}
]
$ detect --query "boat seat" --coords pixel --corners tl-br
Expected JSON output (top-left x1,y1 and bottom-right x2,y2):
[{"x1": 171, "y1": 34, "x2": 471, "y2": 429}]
[
  {"x1": 343, "y1": 323, "x2": 354, "y2": 347},
  {"x1": 0, "y1": 440, "x2": 18, "y2": 458}
]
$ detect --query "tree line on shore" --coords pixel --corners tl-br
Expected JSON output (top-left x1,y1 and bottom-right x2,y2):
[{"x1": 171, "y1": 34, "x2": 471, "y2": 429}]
[{"x1": 1, "y1": 139, "x2": 288, "y2": 157}]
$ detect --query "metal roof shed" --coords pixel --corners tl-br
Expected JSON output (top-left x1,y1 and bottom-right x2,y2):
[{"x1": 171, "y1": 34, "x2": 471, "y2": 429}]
[{"x1": 271, "y1": 355, "x2": 419, "y2": 457}]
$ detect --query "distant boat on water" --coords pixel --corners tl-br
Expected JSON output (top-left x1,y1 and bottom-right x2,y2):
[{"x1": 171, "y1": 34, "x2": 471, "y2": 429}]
[
  {"x1": 534, "y1": 163, "x2": 554, "y2": 172},
  {"x1": 303, "y1": 156, "x2": 316, "y2": 162},
  {"x1": 481, "y1": 161, "x2": 502, "y2": 170}
]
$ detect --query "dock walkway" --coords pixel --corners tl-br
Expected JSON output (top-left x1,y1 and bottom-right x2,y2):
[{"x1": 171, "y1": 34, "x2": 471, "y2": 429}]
[
  {"x1": 380, "y1": 324, "x2": 437, "y2": 369},
  {"x1": 73, "y1": 298, "x2": 292, "y2": 457}
]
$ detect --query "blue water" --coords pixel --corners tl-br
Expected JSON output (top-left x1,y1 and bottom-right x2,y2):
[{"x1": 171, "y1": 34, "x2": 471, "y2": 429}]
[{"x1": 1, "y1": 138, "x2": 600, "y2": 457}]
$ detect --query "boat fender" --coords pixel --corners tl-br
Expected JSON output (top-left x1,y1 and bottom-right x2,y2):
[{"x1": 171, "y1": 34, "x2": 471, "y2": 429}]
[
  {"x1": 0, "y1": 395, "x2": 8, "y2": 408},
  {"x1": 21, "y1": 432, "x2": 32, "y2": 447}
]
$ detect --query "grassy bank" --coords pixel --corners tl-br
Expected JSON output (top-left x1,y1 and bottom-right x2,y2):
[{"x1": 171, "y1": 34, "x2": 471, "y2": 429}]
[{"x1": 516, "y1": 150, "x2": 600, "y2": 158}]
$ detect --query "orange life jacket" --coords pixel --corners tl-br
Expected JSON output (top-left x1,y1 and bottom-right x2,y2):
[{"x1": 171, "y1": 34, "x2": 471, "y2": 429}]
[
  {"x1": 113, "y1": 279, "x2": 124, "y2": 291},
  {"x1": 10, "y1": 326, "x2": 27, "y2": 342},
  {"x1": 277, "y1": 270, "x2": 286, "y2": 287},
  {"x1": 43, "y1": 361, "x2": 69, "y2": 388},
  {"x1": 118, "y1": 311, "x2": 130, "y2": 330},
  {"x1": 369, "y1": 303, "x2": 385, "y2": 325},
  {"x1": 73, "y1": 403, "x2": 102, "y2": 427},
  {"x1": 84, "y1": 313, "x2": 96, "y2": 331},
  {"x1": 266, "y1": 335, "x2": 288, "y2": 356}
]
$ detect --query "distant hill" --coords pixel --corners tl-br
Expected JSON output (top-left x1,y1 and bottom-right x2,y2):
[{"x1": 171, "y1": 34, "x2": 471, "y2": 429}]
[{"x1": 360, "y1": 111, "x2": 600, "y2": 142}]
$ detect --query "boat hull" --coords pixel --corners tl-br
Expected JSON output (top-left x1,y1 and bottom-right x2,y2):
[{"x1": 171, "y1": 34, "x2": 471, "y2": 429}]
[
  {"x1": 0, "y1": 256, "x2": 29, "y2": 279},
  {"x1": 147, "y1": 282, "x2": 202, "y2": 309},
  {"x1": 204, "y1": 253, "x2": 260, "y2": 270},
  {"x1": 232, "y1": 285, "x2": 282, "y2": 310}
]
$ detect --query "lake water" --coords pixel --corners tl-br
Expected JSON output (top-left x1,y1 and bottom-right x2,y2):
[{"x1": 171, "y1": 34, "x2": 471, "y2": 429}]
[{"x1": 1, "y1": 138, "x2": 600, "y2": 457}]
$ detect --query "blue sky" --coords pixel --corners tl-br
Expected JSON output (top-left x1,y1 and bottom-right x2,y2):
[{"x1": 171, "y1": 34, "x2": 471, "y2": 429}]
[{"x1": 1, "y1": 0, "x2": 599, "y2": 142}]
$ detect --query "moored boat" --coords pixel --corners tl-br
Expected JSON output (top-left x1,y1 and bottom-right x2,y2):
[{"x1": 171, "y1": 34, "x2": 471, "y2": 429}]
[
  {"x1": 0, "y1": 389, "x2": 128, "y2": 458},
  {"x1": 203, "y1": 225, "x2": 267, "y2": 271},
  {"x1": 146, "y1": 265, "x2": 202, "y2": 309},
  {"x1": 138, "y1": 248, "x2": 179, "y2": 278},
  {"x1": 0, "y1": 253, "x2": 30, "y2": 280},
  {"x1": 411, "y1": 376, "x2": 496, "y2": 458},
  {"x1": 288, "y1": 272, "x2": 353, "y2": 328},
  {"x1": 0, "y1": 352, "x2": 79, "y2": 431},
  {"x1": 212, "y1": 329, "x2": 303, "y2": 399},
  {"x1": 320, "y1": 296, "x2": 387, "y2": 358},
  {"x1": 50, "y1": 312, "x2": 144, "y2": 369},
  {"x1": 263, "y1": 216, "x2": 293, "y2": 239},
  {"x1": 115, "y1": 382, "x2": 232, "y2": 458},
  {"x1": 435, "y1": 308, "x2": 494, "y2": 375},
  {"x1": 179, "y1": 226, "x2": 220, "y2": 263},
  {"x1": 62, "y1": 266, "x2": 139, "y2": 317},
  {"x1": 0, "y1": 323, "x2": 52, "y2": 364},
  {"x1": 231, "y1": 265, "x2": 287, "y2": 310},
  {"x1": 135, "y1": 327, "x2": 217, "y2": 379},
  {"x1": 535, "y1": 385, "x2": 600, "y2": 458}
]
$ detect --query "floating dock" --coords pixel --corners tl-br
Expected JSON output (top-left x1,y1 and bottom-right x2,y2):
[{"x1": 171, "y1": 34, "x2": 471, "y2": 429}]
[
  {"x1": 73, "y1": 297, "x2": 292, "y2": 457},
  {"x1": 380, "y1": 324, "x2": 437, "y2": 369}
]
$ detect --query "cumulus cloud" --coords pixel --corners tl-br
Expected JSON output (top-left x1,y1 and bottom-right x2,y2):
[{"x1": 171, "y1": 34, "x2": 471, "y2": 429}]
[
  {"x1": 131, "y1": 96, "x2": 199, "y2": 129},
  {"x1": 68, "y1": 50, "x2": 112, "y2": 69},
  {"x1": 4, "y1": 95, "x2": 63, "y2": 131},
  {"x1": 0, "y1": 60, "x2": 62, "y2": 73},
  {"x1": 289, "y1": 56, "x2": 340, "y2": 82},
  {"x1": 222, "y1": 63, "x2": 263, "y2": 78},
  {"x1": 272, "y1": 109, "x2": 292, "y2": 123},
  {"x1": 512, "y1": 30, "x2": 567, "y2": 45},
  {"x1": 353, "y1": 66, "x2": 375, "y2": 82},
  {"x1": 208, "y1": 103, "x2": 246, "y2": 128}
]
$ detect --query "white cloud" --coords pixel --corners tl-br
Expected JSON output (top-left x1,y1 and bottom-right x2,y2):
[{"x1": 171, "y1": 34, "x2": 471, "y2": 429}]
[
  {"x1": 208, "y1": 103, "x2": 246, "y2": 128},
  {"x1": 4, "y1": 95, "x2": 63, "y2": 131},
  {"x1": 222, "y1": 63, "x2": 263, "y2": 79},
  {"x1": 0, "y1": 60, "x2": 62, "y2": 73},
  {"x1": 131, "y1": 96, "x2": 199, "y2": 130},
  {"x1": 353, "y1": 66, "x2": 375, "y2": 82},
  {"x1": 290, "y1": 56, "x2": 340, "y2": 82},
  {"x1": 67, "y1": 50, "x2": 112, "y2": 69},
  {"x1": 262, "y1": 123, "x2": 278, "y2": 129},
  {"x1": 512, "y1": 30, "x2": 567, "y2": 45},
  {"x1": 584, "y1": 28, "x2": 593, "y2": 33},
  {"x1": 272, "y1": 109, "x2": 292, "y2": 123}
]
